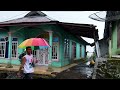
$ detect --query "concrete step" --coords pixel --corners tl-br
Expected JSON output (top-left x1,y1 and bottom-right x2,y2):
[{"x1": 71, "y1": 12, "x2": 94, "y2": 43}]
[
  {"x1": 108, "y1": 58, "x2": 120, "y2": 61},
  {"x1": 112, "y1": 55, "x2": 120, "y2": 59}
]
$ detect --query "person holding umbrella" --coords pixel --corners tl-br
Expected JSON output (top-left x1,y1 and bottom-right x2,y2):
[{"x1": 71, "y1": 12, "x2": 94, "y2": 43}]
[
  {"x1": 17, "y1": 38, "x2": 50, "y2": 79},
  {"x1": 17, "y1": 46, "x2": 35, "y2": 79}
]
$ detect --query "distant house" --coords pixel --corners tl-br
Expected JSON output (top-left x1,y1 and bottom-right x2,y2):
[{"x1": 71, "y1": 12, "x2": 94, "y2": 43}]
[
  {"x1": 0, "y1": 11, "x2": 98, "y2": 67},
  {"x1": 95, "y1": 11, "x2": 120, "y2": 58}
]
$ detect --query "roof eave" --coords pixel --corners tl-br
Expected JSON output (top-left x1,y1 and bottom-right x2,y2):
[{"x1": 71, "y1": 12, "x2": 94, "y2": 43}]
[{"x1": 0, "y1": 21, "x2": 59, "y2": 27}]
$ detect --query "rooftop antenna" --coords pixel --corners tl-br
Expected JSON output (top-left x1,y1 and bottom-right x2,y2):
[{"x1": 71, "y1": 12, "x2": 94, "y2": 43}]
[{"x1": 89, "y1": 11, "x2": 106, "y2": 22}]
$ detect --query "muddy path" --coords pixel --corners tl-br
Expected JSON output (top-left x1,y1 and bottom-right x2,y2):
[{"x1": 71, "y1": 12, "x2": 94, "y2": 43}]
[
  {"x1": 55, "y1": 62, "x2": 94, "y2": 79},
  {"x1": 0, "y1": 61, "x2": 93, "y2": 79}
]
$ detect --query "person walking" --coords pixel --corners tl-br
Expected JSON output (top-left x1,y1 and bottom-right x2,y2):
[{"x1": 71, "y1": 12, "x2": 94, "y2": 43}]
[{"x1": 17, "y1": 46, "x2": 35, "y2": 79}]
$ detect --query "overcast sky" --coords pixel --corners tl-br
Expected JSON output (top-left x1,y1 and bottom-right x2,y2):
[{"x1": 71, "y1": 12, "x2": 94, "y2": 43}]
[{"x1": 0, "y1": 11, "x2": 105, "y2": 53}]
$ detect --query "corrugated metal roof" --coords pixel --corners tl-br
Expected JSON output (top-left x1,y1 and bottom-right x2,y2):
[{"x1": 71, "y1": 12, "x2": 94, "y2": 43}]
[
  {"x1": 0, "y1": 16, "x2": 57, "y2": 24},
  {"x1": 58, "y1": 22, "x2": 98, "y2": 39},
  {"x1": 0, "y1": 11, "x2": 58, "y2": 24}
]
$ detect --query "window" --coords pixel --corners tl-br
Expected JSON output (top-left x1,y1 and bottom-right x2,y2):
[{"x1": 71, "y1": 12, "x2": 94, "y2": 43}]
[
  {"x1": 12, "y1": 38, "x2": 18, "y2": 59},
  {"x1": 0, "y1": 42, "x2": 6, "y2": 58},
  {"x1": 52, "y1": 42, "x2": 58, "y2": 59},
  {"x1": 64, "y1": 39, "x2": 70, "y2": 58},
  {"x1": 32, "y1": 50, "x2": 37, "y2": 58},
  {"x1": 0, "y1": 37, "x2": 18, "y2": 59},
  {"x1": 0, "y1": 38, "x2": 5, "y2": 41},
  {"x1": 80, "y1": 44, "x2": 82, "y2": 57},
  {"x1": 74, "y1": 44, "x2": 76, "y2": 58},
  {"x1": 72, "y1": 42, "x2": 76, "y2": 59},
  {"x1": 52, "y1": 37, "x2": 59, "y2": 60}
]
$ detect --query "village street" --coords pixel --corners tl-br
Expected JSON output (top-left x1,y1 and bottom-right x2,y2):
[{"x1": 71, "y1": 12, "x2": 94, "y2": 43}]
[
  {"x1": 0, "y1": 60, "x2": 94, "y2": 79},
  {"x1": 3, "y1": 11, "x2": 119, "y2": 79},
  {"x1": 55, "y1": 61, "x2": 93, "y2": 79}
]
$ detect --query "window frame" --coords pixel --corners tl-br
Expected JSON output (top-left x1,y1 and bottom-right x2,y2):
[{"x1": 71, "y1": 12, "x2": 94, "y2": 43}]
[
  {"x1": 64, "y1": 38, "x2": 70, "y2": 59},
  {"x1": 0, "y1": 41, "x2": 6, "y2": 58},
  {"x1": 72, "y1": 41, "x2": 76, "y2": 59},
  {"x1": 11, "y1": 37, "x2": 18, "y2": 59},
  {"x1": 52, "y1": 37, "x2": 59, "y2": 61}
]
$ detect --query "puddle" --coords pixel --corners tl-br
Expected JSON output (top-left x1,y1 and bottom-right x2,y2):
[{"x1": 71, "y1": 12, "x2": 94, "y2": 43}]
[
  {"x1": 73, "y1": 63, "x2": 93, "y2": 79},
  {"x1": 86, "y1": 61, "x2": 90, "y2": 66}
]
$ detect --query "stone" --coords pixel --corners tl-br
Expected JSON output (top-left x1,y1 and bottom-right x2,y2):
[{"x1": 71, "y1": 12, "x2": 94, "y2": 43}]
[
  {"x1": 102, "y1": 61, "x2": 107, "y2": 64},
  {"x1": 96, "y1": 68, "x2": 105, "y2": 75},
  {"x1": 46, "y1": 66, "x2": 54, "y2": 72},
  {"x1": 66, "y1": 69, "x2": 70, "y2": 72},
  {"x1": 0, "y1": 73, "x2": 8, "y2": 79},
  {"x1": 109, "y1": 66, "x2": 117, "y2": 69},
  {"x1": 96, "y1": 73, "x2": 105, "y2": 79},
  {"x1": 105, "y1": 72, "x2": 112, "y2": 78},
  {"x1": 5, "y1": 64, "x2": 13, "y2": 68}
]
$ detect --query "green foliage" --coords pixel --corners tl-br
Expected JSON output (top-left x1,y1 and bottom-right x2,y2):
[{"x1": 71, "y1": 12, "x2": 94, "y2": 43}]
[{"x1": 91, "y1": 53, "x2": 96, "y2": 61}]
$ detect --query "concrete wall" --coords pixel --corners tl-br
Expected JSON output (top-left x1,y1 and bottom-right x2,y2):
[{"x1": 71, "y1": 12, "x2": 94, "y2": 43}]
[
  {"x1": 51, "y1": 25, "x2": 87, "y2": 67},
  {"x1": 111, "y1": 21, "x2": 120, "y2": 55},
  {"x1": 111, "y1": 21, "x2": 118, "y2": 55},
  {"x1": 81, "y1": 45, "x2": 85, "y2": 58},
  {"x1": 0, "y1": 59, "x2": 20, "y2": 65},
  {"x1": 0, "y1": 30, "x2": 8, "y2": 38},
  {"x1": 98, "y1": 39, "x2": 109, "y2": 57}
]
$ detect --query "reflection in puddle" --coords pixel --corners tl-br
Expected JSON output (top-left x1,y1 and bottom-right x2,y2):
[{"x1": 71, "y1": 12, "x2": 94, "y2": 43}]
[{"x1": 74, "y1": 64, "x2": 93, "y2": 78}]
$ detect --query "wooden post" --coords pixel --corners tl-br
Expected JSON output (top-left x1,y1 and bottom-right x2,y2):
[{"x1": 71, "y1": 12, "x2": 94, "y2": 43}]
[{"x1": 109, "y1": 22, "x2": 112, "y2": 58}]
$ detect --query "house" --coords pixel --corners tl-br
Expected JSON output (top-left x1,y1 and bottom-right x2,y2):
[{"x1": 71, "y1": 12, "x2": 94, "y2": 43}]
[
  {"x1": 90, "y1": 11, "x2": 120, "y2": 58},
  {"x1": 96, "y1": 11, "x2": 120, "y2": 58},
  {"x1": 0, "y1": 11, "x2": 98, "y2": 68}
]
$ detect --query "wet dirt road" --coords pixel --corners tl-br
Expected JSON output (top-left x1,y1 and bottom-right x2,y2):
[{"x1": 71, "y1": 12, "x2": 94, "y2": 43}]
[
  {"x1": 55, "y1": 62, "x2": 94, "y2": 79},
  {"x1": 0, "y1": 62, "x2": 94, "y2": 79}
]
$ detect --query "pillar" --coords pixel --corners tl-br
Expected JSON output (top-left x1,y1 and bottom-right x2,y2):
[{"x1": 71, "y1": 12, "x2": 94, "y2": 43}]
[
  {"x1": 59, "y1": 36, "x2": 64, "y2": 66},
  {"x1": 48, "y1": 31, "x2": 53, "y2": 65},
  {"x1": 109, "y1": 40, "x2": 112, "y2": 58},
  {"x1": 69, "y1": 40, "x2": 72, "y2": 61},
  {"x1": 8, "y1": 32, "x2": 12, "y2": 60},
  {"x1": 7, "y1": 32, "x2": 13, "y2": 68},
  {"x1": 76, "y1": 43, "x2": 80, "y2": 59},
  {"x1": 109, "y1": 22, "x2": 112, "y2": 58},
  {"x1": 47, "y1": 31, "x2": 54, "y2": 71}
]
